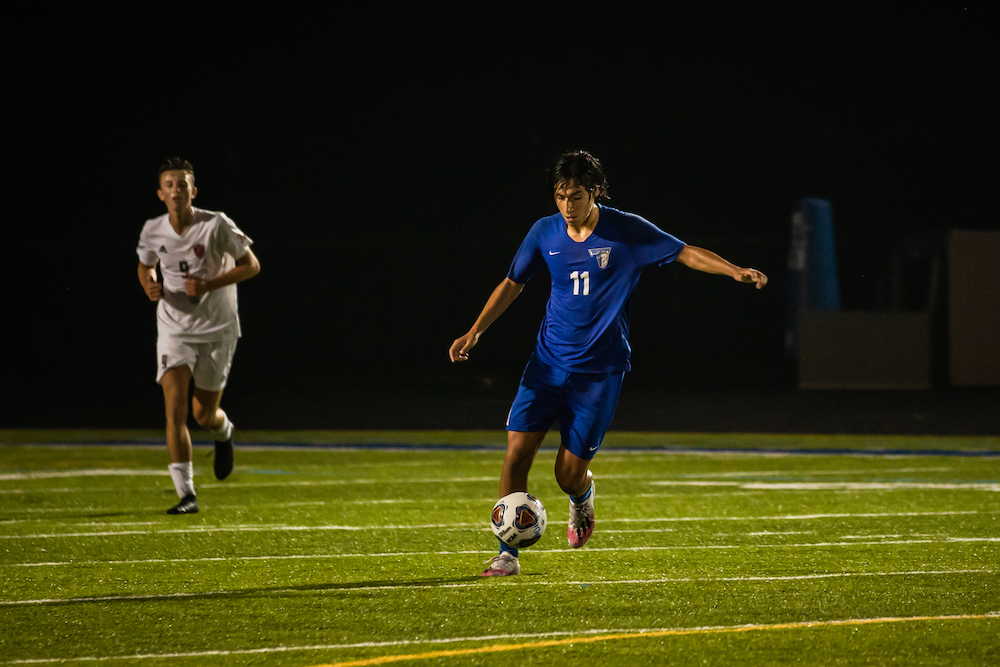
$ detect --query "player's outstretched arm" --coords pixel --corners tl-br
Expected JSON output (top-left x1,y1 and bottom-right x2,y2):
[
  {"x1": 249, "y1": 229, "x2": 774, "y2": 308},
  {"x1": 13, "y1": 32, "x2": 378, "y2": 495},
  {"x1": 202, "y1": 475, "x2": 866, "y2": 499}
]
[
  {"x1": 137, "y1": 262, "x2": 163, "y2": 301},
  {"x1": 677, "y1": 245, "x2": 767, "y2": 289},
  {"x1": 449, "y1": 278, "x2": 525, "y2": 362},
  {"x1": 184, "y1": 250, "x2": 261, "y2": 297}
]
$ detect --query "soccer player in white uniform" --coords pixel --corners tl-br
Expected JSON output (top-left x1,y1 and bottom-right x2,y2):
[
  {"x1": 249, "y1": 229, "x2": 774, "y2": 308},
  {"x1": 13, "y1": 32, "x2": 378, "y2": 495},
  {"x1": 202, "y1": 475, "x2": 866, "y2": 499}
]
[
  {"x1": 450, "y1": 151, "x2": 767, "y2": 575},
  {"x1": 136, "y1": 158, "x2": 261, "y2": 515}
]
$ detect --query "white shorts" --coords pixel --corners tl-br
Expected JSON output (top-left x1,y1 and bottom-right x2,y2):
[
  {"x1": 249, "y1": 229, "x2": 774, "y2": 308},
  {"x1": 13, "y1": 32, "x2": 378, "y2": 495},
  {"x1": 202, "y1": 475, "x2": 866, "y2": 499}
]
[{"x1": 156, "y1": 335, "x2": 239, "y2": 391}]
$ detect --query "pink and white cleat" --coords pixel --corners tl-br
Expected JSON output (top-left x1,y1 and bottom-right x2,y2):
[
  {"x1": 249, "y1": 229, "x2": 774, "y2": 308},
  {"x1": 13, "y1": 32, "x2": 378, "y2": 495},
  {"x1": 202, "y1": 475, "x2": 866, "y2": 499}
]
[
  {"x1": 480, "y1": 552, "x2": 521, "y2": 577},
  {"x1": 567, "y1": 481, "x2": 595, "y2": 548}
]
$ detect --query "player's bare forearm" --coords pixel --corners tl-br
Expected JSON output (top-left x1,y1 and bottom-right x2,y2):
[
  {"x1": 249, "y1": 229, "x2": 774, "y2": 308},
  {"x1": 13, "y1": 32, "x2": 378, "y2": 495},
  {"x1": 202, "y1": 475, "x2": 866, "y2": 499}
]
[
  {"x1": 472, "y1": 278, "x2": 524, "y2": 336},
  {"x1": 186, "y1": 250, "x2": 261, "y2": 296},
  {"x1": 205, "y1": 261, "x2": 260, "y2": 290},
  {"x1": 677, "y1": 245, "x2": 768, "y2": 289},
  {"x1": 137, "y1": 262, "x2": 162, "y2": 301},
  {"x1": 449, "y1": 278, "x2": 524, "y2": 362},
  {"x1": 677, "y1": 246, "x2": 738, "y2": 276}
]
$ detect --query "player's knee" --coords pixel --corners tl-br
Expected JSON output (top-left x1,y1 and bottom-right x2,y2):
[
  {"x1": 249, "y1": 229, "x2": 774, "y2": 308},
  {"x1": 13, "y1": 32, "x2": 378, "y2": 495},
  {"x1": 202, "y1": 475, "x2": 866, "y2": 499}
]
[
  {"x1": 554, "y1": 468, "x2": 583, "y2": 495},
  {"x1": 556, "y1": 475, "x2": 584, "y2": 496},
  {"x1": 191, "y1": 405, "x2": 216, "y2": 429},
  {"x1": 554, "y1": 459, "x2": 591, "y2": 496}
]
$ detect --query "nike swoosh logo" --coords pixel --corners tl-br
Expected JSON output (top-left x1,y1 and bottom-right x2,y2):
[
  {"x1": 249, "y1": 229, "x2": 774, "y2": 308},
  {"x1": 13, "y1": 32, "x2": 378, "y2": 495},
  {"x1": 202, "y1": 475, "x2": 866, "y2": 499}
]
[
  {"x1": 589, "y1": 446, "x2": 599, "y2": 451},
  {"x1": 549, "y1": 251, "x2": 560, "y2": 255}
]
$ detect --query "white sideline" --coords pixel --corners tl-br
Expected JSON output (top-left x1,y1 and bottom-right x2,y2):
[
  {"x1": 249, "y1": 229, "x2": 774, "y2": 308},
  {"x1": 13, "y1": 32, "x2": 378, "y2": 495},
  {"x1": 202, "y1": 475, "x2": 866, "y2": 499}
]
[
  {"x1": 0, "y1": 478, "x2": 497, "y2": 493},
  {"x1": 0, "y1": 523, "x2": 483, "y2": 540},
  {"x1": 0, "y1": 464, "x2": 958, "y2": 482},
  {"x1": 7, "y1": 537, "x2": 999, "y2": 569},
  {"x1": 0, "y1": 509, "x2": 989, "y2": 540},
  {"x1": 618, "y1": 509, "x2": 986, "y2": 521},
  {"x1": 16, "y1": 612, "x2": 997, "y2": 665},
  {"x1": 0, "y1": 499, "x2": 405, "y2": 517},
  {"x1": 0, "y1": 503, "x2": 989, "y2": 521},
  {"x1": 647, "y1": 480, "x2": 1000, "y2": 491},
  {"x1": 671, "y1": 467, "x2": 954, "y2": 477},
  {"x1": 4, "y1": 475, "x2": 997, "y2": 496},
  {"x1": 0, "y1": 470, "x2": 169, "y2": 481},
  {"x1": 1, "y1": 568, "x2": 994, "y2": 608},
  {"x1": 7, "y1": 612, "x2": 999, "y2": 664}
]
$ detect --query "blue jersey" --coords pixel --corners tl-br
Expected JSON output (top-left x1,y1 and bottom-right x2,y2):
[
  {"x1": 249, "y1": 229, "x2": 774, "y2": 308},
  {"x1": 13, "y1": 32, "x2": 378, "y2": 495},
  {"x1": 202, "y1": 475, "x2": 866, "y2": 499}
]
[{"x1": 507, "y1": 205, "x2": 685, "y2": 373}]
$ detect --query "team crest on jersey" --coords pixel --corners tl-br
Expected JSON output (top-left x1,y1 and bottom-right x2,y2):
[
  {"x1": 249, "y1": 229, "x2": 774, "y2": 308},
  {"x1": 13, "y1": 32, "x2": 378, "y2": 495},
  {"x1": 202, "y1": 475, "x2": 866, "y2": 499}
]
[
  {"x1": 589, "y1": 247, "x2": 612, "y2": 269},
  {"x1": 193, "y1": 244, "x2": 205, "y2": 258}
]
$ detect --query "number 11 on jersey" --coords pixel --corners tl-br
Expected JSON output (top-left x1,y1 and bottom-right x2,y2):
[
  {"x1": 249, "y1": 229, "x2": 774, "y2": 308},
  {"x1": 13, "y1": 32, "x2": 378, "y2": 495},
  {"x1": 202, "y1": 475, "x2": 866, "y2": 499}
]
[{"x1": 570, "y1": 271, "x2": 590, "y2": 296}]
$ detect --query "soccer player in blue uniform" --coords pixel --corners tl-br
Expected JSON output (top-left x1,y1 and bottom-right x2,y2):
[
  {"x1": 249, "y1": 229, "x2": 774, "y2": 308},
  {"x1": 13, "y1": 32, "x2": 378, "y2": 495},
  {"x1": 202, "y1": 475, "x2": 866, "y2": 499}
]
[{"x1": 449, "y1": 151, "x2": 767, "y2": 576}]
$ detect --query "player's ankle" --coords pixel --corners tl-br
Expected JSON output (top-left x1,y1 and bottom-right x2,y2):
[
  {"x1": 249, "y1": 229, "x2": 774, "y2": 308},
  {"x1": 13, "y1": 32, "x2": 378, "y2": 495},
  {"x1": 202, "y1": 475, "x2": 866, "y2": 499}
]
[
  {"x1": 570, "y1": 482, "x2": 593, "y2": 504},
  {"x1": 209, "y1": 416, "x2": 233, "y2": 441},
  {"x1": 499, "y1": 542, "x2": 519, "y2": 558}
]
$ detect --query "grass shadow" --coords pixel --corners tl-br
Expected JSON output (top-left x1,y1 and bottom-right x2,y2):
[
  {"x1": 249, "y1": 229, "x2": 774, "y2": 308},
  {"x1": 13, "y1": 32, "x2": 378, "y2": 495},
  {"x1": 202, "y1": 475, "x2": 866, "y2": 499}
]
[{"x1": 13, "y1": 575, "x2": 508, "y2": 607}]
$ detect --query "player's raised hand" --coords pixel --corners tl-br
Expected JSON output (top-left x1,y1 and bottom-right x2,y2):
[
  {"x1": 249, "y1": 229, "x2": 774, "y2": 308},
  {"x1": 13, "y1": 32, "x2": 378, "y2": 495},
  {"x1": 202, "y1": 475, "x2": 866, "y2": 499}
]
[
  {"x1": 735, "y1": 268, "x2": 768, "y2": 289},
  {"x1": 449, "y1": 332, "x2": 481, "y2": 362},
  {"x1": 143, "y1": 280, "x2": 163, "y2": 301}
]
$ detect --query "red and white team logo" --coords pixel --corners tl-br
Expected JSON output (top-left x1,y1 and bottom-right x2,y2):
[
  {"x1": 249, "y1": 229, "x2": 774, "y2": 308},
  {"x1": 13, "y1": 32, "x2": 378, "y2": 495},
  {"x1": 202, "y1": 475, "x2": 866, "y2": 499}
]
[{"x1": 193, "y1": 244, "x2": 205, "y2": 258}]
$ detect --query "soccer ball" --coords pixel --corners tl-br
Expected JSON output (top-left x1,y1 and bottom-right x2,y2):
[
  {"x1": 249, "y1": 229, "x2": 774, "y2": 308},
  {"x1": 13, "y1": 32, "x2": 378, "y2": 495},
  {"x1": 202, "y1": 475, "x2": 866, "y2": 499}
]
[{"x1": 491, "y1": 492, "x2": 547, "y2": 548}]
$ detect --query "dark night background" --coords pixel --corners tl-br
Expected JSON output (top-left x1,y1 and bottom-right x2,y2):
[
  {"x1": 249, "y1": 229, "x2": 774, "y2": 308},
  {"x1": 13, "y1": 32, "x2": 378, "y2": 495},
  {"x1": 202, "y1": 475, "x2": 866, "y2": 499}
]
[{"x1": 6, "y1": 4, "x2": 998, "y2": 433}]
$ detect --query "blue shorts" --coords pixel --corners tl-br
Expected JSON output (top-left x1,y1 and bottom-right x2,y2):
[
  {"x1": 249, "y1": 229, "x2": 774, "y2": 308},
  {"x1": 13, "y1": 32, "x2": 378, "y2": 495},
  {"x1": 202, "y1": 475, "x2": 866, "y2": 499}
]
[{"x1": 506, "y1": 354, "x2": 625, "y2": 461}]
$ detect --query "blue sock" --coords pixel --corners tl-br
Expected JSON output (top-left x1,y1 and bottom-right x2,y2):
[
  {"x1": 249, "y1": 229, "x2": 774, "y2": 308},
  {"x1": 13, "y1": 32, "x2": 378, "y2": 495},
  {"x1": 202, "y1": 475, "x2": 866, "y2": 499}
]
[
  {"x1": 570, "y1": 482, "x2": 593, "y2": 505},
  {"x1": 499, "y1": 541, "x2": 519, "y2": 558}
]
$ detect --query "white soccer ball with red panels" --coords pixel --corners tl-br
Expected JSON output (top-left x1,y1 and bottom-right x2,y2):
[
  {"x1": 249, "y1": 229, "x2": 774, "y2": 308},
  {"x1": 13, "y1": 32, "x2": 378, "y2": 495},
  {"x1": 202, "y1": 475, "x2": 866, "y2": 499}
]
[{"x1": 491, "y1": 492, "x2": 547, "y2": 548}]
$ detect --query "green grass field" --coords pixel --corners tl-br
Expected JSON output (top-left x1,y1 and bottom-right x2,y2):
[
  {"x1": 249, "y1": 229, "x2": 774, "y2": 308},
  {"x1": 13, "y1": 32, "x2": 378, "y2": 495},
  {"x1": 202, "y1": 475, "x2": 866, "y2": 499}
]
[{"x1": 1, "y1": 431, "x2": 998, "y2": 666}]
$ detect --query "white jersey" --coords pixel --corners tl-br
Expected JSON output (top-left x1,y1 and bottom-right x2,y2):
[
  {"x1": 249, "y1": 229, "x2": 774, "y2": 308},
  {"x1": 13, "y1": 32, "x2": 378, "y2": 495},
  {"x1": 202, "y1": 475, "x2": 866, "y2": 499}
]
[{"x1": 137, "y1": 207, "x2": 253, "y2": 341}]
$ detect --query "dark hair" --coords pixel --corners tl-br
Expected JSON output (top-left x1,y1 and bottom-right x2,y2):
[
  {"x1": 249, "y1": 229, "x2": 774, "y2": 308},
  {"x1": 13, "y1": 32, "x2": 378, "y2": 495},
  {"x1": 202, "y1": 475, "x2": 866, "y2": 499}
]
[
  {"x1": 550, "y1": 150, "x2": 609, "y2": 200},
  {"x1": 158, "y1": 157, "x2": 194, "y2": 183}
]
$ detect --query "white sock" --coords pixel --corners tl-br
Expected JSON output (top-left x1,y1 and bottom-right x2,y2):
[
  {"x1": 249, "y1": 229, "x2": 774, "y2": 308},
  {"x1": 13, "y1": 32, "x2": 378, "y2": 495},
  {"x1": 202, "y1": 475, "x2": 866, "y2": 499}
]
[
  {"x1": 169, "y1": 462, "x2": 195, "y2": 498},
  {"x1": 210, "y1": 416, "x2": 233, "y2": 441}
]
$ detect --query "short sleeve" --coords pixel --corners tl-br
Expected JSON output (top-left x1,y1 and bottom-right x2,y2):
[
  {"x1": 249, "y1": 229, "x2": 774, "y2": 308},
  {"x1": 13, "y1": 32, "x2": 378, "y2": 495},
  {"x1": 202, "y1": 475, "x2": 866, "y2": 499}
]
[
  {"x1": 136, "y1": 225, "x2": 159, "y2": 266},
  {"x1": 623, "y1": 214, "x2": 685, "y2": 269},
  {"x1": 215, "y1": 213, "x2": 253, "y2": 259},
  {"x1": 506, "y1": 222, "x2": 546, "y2": 284}
]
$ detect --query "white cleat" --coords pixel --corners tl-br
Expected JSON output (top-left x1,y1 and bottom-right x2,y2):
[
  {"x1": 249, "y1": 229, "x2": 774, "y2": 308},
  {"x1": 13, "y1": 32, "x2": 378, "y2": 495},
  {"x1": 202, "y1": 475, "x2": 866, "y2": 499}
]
[
  {"x1": 567, "y1": 481, "x2": 595, "y2": 548},
  {"x1": 480, "y1": 552, "x2": 521, "y2": 577}
]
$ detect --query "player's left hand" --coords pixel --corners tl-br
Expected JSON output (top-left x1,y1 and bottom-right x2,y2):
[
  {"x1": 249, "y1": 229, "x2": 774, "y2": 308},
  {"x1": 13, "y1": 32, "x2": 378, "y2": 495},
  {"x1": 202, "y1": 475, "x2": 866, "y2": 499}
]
[
  {"x1": 735, "y1": 268, "x2": 767, "y2": 289},
  {"x1": 449, "y1": 332, "x2": 481, "y2": 362},
  {"x1": 184, "y1": 276, "x2": 210, "y2": 297}
]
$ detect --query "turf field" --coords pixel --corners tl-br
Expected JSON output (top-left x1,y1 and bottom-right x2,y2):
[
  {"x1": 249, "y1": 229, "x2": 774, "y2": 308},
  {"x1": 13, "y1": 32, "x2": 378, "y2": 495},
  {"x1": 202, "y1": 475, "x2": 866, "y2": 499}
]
[{"x1": 1, "y1": 431, "x2": 998, "y2": 666}]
